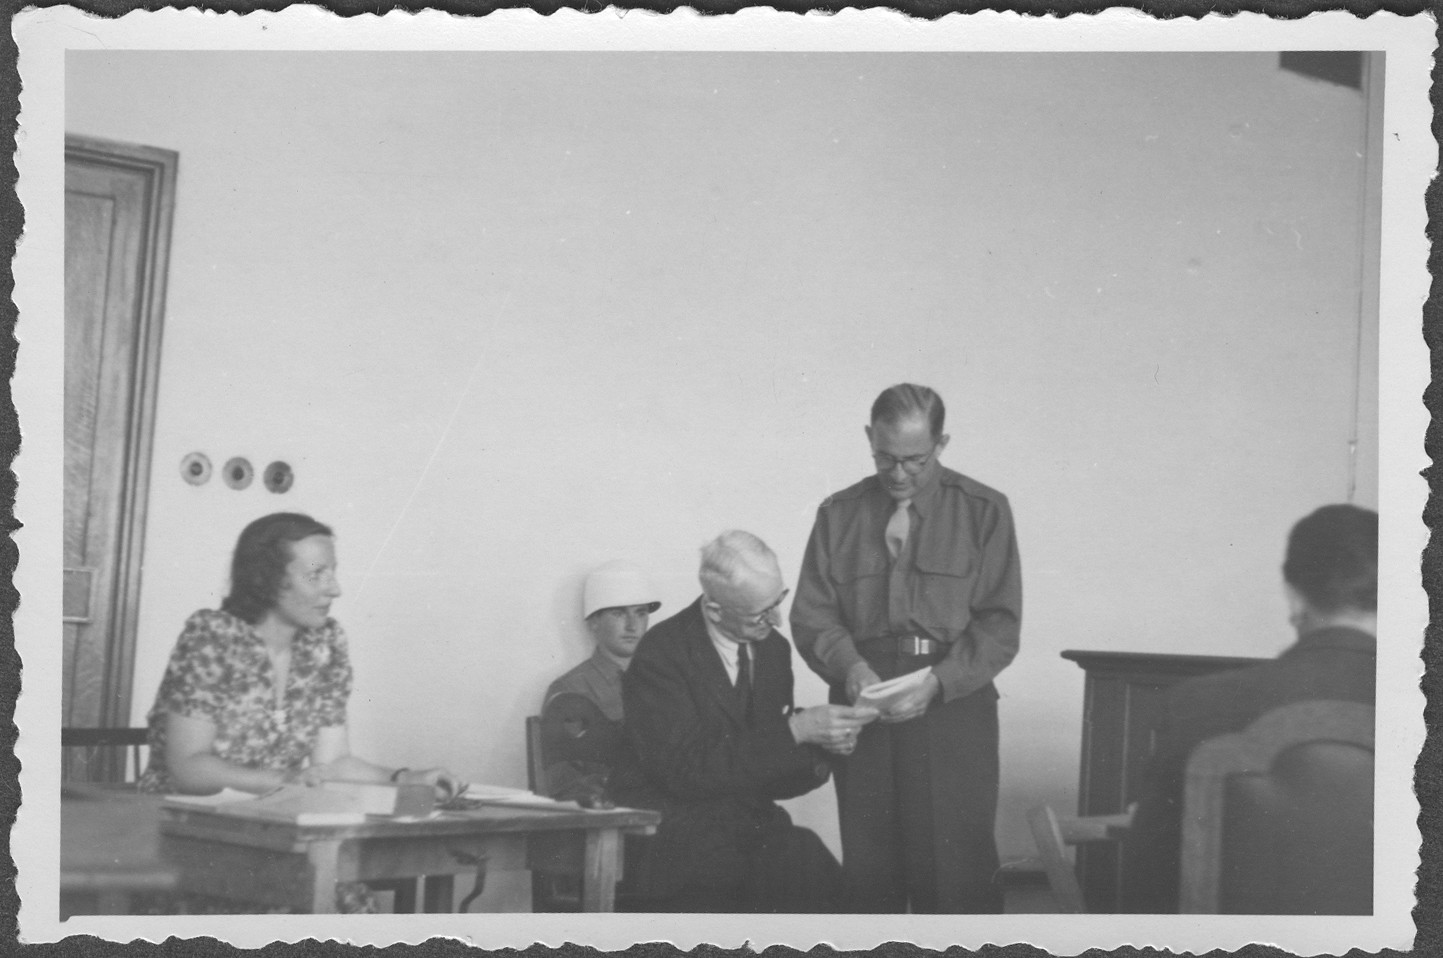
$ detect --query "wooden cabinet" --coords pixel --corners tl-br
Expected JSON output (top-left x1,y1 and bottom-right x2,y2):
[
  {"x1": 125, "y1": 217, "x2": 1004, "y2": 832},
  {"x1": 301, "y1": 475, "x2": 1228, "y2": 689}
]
[{"x1": 1060, "y1": 649, "x2": 1267, "y2": 912}]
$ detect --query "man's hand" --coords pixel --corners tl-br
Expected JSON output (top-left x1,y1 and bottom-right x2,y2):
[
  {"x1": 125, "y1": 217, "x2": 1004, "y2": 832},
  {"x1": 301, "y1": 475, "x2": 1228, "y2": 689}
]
[
  {"x1": 845, "y1": 661, "x2": 883, "y2": 705},
  {"x1": 789, "y1": 704, "x2": 880, "y2": 755},
  {"x1": 879, "y1": 672, "x2": 942, "y2": 724}
]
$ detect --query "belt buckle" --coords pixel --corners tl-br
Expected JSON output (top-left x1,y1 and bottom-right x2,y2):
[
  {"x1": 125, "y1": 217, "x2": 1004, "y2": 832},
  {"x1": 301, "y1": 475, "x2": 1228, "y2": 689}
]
[{"x1": 897, "y1": 634, "x2": 932, "y2": 656}]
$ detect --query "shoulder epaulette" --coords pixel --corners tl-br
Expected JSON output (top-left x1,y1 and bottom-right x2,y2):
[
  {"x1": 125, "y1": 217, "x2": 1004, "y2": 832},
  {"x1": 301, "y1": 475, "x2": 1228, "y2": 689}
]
[
  {"x1": 939, "y1": 466, "x2": 1008, "y2": 504},
  {"x1": 819, "y1": 476, "x2": 873, "y2": 510}
]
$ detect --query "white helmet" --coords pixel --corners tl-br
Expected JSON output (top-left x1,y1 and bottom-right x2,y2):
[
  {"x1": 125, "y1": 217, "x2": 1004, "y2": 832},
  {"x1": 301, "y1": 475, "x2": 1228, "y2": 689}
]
[{"x1": 582, "y1": 560, "x2": 662, "y2": 619}]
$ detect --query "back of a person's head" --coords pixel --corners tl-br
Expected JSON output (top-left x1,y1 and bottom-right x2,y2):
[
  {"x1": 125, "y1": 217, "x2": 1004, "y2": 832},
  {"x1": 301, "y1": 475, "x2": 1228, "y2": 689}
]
[{"x1": 1283, "y1": 504, "x2": 1378, "y2": 614}]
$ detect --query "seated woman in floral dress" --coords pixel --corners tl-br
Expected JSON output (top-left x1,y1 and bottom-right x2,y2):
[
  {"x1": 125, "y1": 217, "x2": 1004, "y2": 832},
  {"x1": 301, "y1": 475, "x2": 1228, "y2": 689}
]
[{"x1": 138, "y1": 511, "x2": 460, "y2": 912}]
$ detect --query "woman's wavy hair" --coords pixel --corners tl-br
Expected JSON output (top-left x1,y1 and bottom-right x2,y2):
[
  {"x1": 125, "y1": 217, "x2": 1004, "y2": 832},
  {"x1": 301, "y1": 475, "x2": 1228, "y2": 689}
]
[
  {"x1": 1283, "y1": 504, "x2": 1378, "y2": 614},
  {"x1": 221, "y1": 512, "x2": 334, "y2": 624}
]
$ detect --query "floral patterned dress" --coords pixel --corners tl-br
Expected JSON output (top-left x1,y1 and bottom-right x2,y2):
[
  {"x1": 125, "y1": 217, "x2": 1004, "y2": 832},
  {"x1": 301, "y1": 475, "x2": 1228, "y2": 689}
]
[{"x1": 138, "y1": 609, "x2": 353, "y2": 794}]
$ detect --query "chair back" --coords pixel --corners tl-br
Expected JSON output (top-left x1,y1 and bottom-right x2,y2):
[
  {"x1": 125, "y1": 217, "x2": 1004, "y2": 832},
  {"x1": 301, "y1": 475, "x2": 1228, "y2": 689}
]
[
  {"x1": 1180, "y1": 700, "x2": 1374, "y2": 914},
  {"x1": 61, "y1": 727, "x2": 149, "y2": 784},
  {"x1": 526, "y1": 700, "x2": 640, "y2": 911},
  {"x1": 533, "y1": 693, "x2": 625, "y2": 798},
  {"x1": 524, "y1": 716, "x2": 547, "y2": 793}
]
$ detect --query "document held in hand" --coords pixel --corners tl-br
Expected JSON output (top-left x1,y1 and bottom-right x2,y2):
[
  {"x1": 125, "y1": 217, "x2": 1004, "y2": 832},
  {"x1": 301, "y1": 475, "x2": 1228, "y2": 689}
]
[{"x1": 857, "y1": 666, "x2": 934, "y2": 712}]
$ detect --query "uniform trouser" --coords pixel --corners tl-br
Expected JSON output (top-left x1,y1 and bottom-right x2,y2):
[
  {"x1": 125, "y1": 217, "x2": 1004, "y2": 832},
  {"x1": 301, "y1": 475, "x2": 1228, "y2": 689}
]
[{"x1": 832, "y1": 665, "x2": 1003, "y2": 914}]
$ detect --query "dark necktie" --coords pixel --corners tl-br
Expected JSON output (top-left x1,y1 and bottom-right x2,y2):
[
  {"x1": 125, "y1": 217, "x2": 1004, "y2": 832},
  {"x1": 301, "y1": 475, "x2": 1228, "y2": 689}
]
[{"x1": 736, "y1": 641, "x2": 754, "y2": 722}]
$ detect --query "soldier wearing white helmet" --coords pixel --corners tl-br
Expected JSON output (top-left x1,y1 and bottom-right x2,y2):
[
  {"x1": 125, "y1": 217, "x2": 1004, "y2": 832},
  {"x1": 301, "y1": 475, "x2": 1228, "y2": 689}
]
[{"x1": 539, "y1": 560, "x2": 661, "y2": 803}]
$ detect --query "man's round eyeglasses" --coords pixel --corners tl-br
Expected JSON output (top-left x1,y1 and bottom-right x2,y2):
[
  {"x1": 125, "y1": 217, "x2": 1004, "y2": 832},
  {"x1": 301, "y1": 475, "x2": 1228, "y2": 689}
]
[
  {"x1": 712, "y1": 589, "x2": 790, "y2": 627},
  {"x1": 872, "y1": 445, "x2": 938, "y2": 476}
]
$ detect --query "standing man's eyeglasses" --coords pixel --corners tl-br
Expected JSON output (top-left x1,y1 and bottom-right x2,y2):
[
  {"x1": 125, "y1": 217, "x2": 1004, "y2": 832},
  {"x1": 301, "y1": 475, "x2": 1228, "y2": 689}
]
[{"x1": 872, "y1": 445, "x2": 938, "y2": 475}]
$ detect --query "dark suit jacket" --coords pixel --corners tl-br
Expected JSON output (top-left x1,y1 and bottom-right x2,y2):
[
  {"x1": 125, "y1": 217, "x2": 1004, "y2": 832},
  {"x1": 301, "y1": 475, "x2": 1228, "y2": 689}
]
[
  {"x1": 1120, "y1": 626, "x2": 1376, "y2": 912},
  {"x1": 610, "y1": 598, "x2": 831, "y2": 897}
]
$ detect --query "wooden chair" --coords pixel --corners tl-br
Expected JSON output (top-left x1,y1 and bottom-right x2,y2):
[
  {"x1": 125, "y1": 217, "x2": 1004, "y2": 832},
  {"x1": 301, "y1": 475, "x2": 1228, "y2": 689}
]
[
  {"x1": 61, "y1": 727, "x2": 149, "y2": 784},
  {"x1": 525, "y1": 714, "x2": 585, "y2": 911},
  {"x1": 1026, "y1": 804, "x2": 1135, "y2": 912},
  {"x1": 1180, "y1": 700, "x2": 1374, "y2": 914},
  {"x1": 61, "y1": 785, "x2": 180, "y2": 917},
  {"x1": 524, "y1": 715, "x2": 548, "y2": 796},
  {"x1": 526, "y1": 706, "x2": 646, "y2": 912}
]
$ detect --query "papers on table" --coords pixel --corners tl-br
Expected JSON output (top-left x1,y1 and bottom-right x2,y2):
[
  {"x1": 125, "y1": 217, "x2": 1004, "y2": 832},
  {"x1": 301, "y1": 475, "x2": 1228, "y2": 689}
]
[
  {"x1": 461, "y1": 783, "x2": 541, "y2": 801},
  {"x1": 163, "y1": 785, "x2": 367, "y2": 825},
  {"x1": 454, "y1": 783, "x2": 583, "y2": 812},
  {"x1": 163, "y1": 781, "x2": 585, "y2": 823},
  {"x1": 856, "y1": 666, "x2": 934, "y2": 712},
  {"x1": 162, "y1": 787, "x2": 256, "y2": 807}
]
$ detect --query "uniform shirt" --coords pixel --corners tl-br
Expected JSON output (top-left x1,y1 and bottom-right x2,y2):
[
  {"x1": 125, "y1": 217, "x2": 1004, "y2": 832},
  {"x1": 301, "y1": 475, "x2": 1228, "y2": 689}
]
[
  {"x1": 544, "y1": 647, "x2": 625, "y2": 723},
  {"x1": 540, "y1": 648, "x2": 628, "y2": 799},
  {"x1": 139, "y1": 608, "x2": 352, "y2": 793},
  {"x1": 791, "y1": 466, "x2": 1022, "y2": 702}
]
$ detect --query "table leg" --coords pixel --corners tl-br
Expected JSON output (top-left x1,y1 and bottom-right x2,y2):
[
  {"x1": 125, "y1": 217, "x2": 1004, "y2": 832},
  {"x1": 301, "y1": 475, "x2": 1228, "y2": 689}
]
[
  {"x1": 306, "y1": 839, "x2": 343, "y2": 914},
  {"x1": 580, "y1": 828, "x2": 619, "y2": 912}
]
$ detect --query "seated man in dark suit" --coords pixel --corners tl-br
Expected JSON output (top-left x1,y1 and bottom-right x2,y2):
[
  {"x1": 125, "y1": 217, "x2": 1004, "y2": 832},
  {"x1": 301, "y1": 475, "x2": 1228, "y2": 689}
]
[
  {"x1": 540, "y1": 560, "x2": 661, "y2": 803},
  {"x1": 610, "y1": 530, "x2": 878, "y2": 913},
  {"x1": 1120, "y1": 503, "x2": 1377, "y2": 912}
]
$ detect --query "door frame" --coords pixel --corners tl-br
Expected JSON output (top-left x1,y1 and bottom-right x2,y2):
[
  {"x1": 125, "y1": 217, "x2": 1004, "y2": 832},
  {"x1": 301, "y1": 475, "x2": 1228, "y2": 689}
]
[{"x1": 64, "y1": 134, "x2": 177, "y2": 729}]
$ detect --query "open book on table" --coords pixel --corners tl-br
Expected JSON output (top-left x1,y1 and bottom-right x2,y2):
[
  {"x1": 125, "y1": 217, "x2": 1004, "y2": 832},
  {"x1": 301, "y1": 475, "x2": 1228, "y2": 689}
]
[
  {"x1": 164, "y1": 782, "x2": 587, "y2": 823},
  {"x1": 856, "y1": 666, "x2": 934, "y2": 712},
  {"x1": 164, "y1": 785, "x2": 369, "y2": 825},
  {"x1": 163, "y1": 780, "x2": 436, "y2": 824}
]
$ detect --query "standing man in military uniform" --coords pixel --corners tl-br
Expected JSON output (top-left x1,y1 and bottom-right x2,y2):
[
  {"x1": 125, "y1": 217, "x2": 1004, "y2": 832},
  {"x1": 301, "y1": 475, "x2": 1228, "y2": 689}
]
[{"x1": 791, "y1": 383, "x2": 1022, "y2": 913}]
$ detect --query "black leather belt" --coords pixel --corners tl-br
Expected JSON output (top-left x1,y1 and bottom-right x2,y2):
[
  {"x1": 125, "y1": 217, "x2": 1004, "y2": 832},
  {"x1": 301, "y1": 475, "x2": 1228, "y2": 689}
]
[{"x1": 872, "y1": 633, "x2": 940, "y2": 656}]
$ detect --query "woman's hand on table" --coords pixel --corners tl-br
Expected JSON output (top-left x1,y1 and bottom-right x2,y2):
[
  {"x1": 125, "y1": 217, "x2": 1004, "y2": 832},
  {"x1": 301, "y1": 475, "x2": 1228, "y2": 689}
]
[
  {"x1": 293, "y1": 752, "x2": 463, "y2": 800},
  {"x1": 282, "y1": 765, "x2": 328, "y2": 787},
  {"x1": 398, "y1": 766, "x2": 464, "y2": 801}
]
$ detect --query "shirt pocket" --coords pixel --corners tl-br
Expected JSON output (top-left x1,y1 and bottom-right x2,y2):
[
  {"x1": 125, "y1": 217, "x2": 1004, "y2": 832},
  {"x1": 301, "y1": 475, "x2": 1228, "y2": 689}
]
[
  {"x1": 913, "y1": 545, "x2": 977, "y2": 628},
  {"x1": 828, "y1": 551, "x2": 890, "y2": 631}
]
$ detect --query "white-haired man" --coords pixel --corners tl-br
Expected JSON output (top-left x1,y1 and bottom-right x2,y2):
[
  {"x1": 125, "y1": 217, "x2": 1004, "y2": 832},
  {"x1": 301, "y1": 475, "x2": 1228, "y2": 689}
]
[
  {"x1": 610, "y1": 530, "x2": 877, "y2": 912},
  {"x1": 540, "y1": 560, "x2": 661, "y2": 801}
]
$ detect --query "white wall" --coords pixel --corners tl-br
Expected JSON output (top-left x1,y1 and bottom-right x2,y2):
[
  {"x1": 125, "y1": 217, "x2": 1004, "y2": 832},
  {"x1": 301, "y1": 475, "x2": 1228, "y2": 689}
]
[{"x1": 66, "y1": 51, "x2": 1376, "y2": 904}]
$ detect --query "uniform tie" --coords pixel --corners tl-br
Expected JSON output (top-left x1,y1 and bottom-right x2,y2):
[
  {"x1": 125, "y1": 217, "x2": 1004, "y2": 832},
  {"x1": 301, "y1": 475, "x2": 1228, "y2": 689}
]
[
  {"x1": 736, "y1": 641, "x2": 754, "y2": 722},
  {"x1": 886, "y1": 498, "x2": 913, "y2": 559}
]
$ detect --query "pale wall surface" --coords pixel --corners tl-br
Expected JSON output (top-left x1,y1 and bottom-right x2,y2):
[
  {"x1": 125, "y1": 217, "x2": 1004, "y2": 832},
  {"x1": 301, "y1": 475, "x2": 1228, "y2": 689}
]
[{"x1": 66, "y1": 51, "x2": 1377, "y2": 907}]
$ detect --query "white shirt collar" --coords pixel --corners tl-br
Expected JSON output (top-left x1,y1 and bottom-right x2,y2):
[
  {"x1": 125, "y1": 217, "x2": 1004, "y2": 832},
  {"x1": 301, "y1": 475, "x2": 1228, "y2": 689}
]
[{"x1": 703, "y1": 615, "x2": 744, "y2": 685}]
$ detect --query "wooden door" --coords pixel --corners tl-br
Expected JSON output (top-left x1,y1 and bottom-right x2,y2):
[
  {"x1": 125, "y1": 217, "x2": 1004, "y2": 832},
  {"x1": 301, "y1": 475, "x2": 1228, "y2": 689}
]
[{"x1": 63, "y1": 135, "x2": 176, "y2": 779}]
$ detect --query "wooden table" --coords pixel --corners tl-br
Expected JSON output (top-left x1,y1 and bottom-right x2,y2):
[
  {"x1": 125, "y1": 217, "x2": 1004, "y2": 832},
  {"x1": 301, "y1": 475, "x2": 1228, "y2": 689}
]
[
  {"x1": 1060, "y1": 649, "x2": 1267, "y2": 912},
  {"x1": 61, "y1": 787, "x2": 179, "y2": 917},
  {"x1": 61, "y1": 786, "x2": 658, "y2": 914},
  {"x1": 159, "y1": 801, "x2": 660, "y2": 913}
]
